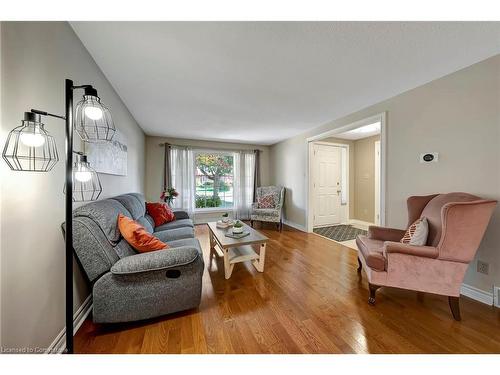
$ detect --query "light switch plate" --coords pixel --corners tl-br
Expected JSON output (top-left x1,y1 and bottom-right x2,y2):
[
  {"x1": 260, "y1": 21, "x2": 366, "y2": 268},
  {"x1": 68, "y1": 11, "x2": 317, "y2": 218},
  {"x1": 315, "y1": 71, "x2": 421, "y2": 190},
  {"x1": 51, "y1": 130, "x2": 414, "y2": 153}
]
[{"x1": 419, "y1": 152, "x2": 439, "y2": 163}]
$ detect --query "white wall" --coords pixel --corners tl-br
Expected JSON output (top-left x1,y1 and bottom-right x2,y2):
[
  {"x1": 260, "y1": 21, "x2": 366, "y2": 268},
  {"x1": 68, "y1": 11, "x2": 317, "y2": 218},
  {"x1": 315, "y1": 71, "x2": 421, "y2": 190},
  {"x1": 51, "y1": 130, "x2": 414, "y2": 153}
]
[
  {"x1": 270, "y1": 55, "x2": 500, "y2": 295},
  {"x1": 0, "y1": 22, "x2": 146, "y2": 351},
  {"x1": 145, "y1": 136, "x2": 270, "y2": 223}
]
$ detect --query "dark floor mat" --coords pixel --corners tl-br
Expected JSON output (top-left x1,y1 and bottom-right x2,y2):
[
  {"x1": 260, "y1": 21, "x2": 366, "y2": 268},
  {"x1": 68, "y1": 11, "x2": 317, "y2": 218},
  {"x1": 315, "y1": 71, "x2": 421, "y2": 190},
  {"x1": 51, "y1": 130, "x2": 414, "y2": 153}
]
[{"x1": 313, "y1": 224, "x2": 367, "y2": 242}]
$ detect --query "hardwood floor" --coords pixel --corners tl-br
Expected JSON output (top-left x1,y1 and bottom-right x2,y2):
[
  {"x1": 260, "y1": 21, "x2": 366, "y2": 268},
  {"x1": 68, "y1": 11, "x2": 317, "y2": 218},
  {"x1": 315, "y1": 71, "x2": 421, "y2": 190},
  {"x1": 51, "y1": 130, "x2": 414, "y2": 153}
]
[{"x1": 74, "y1": 223, "x2": 500, "y2": 354}]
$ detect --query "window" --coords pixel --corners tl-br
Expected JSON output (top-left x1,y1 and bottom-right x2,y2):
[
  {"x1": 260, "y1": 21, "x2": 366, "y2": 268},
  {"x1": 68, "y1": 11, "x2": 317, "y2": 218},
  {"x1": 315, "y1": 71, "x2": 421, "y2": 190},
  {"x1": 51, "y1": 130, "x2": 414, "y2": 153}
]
[{"x1": 195, "y1": 152, "x2": 234, "y2": 210}]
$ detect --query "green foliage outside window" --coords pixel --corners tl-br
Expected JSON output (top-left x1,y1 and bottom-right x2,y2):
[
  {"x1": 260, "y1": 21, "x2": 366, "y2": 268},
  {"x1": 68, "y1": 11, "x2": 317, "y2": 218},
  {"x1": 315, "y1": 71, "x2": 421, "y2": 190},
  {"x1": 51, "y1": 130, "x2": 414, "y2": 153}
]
[{"x1": 195, "y1": 153, "x2": 234, "y2": 209}]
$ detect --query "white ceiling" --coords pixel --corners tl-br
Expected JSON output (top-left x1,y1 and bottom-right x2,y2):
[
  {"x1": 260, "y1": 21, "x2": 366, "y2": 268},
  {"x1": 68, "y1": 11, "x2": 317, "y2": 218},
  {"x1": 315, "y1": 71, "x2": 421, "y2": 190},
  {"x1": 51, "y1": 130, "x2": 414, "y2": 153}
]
[{"x1": 71, "y1": 22, "x2": 500, "y2": 145}]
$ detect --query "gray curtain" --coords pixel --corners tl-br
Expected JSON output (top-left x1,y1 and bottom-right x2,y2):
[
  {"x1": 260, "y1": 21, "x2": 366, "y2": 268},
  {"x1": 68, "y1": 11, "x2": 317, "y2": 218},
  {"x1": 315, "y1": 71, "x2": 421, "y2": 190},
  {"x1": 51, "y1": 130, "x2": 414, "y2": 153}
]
[
  {"x1": 163, "y1": 143, "x2": 171, "y2": 190},
  {"x1": 253, "y1": 149, "x2": 260, "y2": 201}
]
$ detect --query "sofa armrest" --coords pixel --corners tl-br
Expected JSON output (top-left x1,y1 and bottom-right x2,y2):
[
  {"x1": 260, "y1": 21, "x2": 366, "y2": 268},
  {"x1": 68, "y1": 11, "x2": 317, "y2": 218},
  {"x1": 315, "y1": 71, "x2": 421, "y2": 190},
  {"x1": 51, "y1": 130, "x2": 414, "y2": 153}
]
[
  {"x1": 383, "y1": 241, "x2": 439, "y2": 259},
  {"x1": 111, "y1": 246, "x2": 200, "y2": 275},
  {"x1": 251, "y1": 202, "x2": 258, "y2": 210},
  {"x1": 368, "y1": 226, "x2": 406, "y2": 242},
  {"x1": 173, "y1": 209, "x2": 190, "y2": 220}
]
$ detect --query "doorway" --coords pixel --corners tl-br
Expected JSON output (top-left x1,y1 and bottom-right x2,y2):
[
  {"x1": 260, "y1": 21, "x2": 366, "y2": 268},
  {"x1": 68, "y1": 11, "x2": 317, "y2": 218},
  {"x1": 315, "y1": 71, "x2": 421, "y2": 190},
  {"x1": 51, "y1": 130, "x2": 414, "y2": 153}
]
[
  {"x1": 311, "y1": 143, "x2": 346, "y2": 227},
  {"x1": 306, "y1": 113, "x2": 386, "y2": 248}
]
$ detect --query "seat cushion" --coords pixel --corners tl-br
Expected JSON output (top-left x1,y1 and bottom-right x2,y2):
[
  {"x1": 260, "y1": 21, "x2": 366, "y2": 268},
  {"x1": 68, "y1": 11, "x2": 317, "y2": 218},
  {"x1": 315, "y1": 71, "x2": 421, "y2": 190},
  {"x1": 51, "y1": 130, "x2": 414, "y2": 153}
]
[
  {"x1": 154, "y1": 219, "x2": 194, "y2": 232},
  {"x1": 356, "y1": 235, "x2": 386, "y2": 271},
  {"x1": 251, "y1": 208, "x2": 279, "y2": 217},
  {"x1": 154, "y1": 226, "x2": 194, "y2": 242}
]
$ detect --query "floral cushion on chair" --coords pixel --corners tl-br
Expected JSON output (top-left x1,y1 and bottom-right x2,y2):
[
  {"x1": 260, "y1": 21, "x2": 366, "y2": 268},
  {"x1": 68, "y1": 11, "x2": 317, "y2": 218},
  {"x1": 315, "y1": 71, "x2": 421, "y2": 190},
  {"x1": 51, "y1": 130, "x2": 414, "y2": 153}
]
[{"x1": 258, "y1": 194, "x2": 275, "y2": 209}]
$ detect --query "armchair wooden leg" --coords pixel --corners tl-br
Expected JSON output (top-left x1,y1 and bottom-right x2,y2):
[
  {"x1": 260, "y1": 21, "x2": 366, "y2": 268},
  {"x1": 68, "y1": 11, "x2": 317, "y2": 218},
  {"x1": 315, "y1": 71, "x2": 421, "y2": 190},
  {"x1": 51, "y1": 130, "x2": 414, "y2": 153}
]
[
  {"x1": 250, "y1": 220, "x2": 253, "y2": 227},
  {"x1": 279, "y1": 220, "x2": 283, "y2": 232},
  {"x1": 368, "y1": 283, "x2": 380, "y2": 305},
  {"x1": 357, "y1": 257, "x2": 362, "y2": 273},
  {"x1": 276, "y1": 223, "x2": 280, "y2": 231},
  {"x1": 448, "y1": 296, "x2": 461, "y2": 321}
]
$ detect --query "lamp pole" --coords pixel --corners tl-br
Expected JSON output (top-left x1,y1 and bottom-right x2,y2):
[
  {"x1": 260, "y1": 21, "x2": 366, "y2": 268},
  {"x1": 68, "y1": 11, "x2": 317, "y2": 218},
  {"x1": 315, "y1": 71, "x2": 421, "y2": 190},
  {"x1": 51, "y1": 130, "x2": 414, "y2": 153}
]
[{"x1": 65, "y1": 79, "x2": 74, "y2": 354}]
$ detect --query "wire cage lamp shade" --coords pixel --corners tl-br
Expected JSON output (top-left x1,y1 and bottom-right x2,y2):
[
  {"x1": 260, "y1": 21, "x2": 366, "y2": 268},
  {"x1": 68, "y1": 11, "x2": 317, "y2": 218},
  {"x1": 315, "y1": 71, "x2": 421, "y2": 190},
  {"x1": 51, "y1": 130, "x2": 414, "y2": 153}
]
[
  {"x1": 64, "y1": 152, "x2": 102, "y2": 202},
  {"x1": 2, "y1": 112, "x2": 59, "y2": 172},
  {"x1": 74, "y1": 87, "x2": 115, "y2": 142}
]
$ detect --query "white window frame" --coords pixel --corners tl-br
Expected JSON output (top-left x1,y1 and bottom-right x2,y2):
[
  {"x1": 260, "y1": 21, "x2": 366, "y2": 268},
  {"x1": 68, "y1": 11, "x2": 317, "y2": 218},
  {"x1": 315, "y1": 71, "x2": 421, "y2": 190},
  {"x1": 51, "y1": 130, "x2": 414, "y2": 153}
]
[{"x1": 193, "y1": 149, "x2": 235, "y2": 213}]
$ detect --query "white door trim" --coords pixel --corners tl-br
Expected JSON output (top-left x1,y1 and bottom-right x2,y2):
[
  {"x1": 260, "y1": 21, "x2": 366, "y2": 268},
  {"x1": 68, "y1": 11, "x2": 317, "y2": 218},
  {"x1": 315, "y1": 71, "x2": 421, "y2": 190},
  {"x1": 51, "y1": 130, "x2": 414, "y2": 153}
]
[
  {"x1": 374, "y1": 140, "x2": 381, "y2": 225},
  {"x1": 306, "y1": 112, "x2": 387, "y2": 233}
]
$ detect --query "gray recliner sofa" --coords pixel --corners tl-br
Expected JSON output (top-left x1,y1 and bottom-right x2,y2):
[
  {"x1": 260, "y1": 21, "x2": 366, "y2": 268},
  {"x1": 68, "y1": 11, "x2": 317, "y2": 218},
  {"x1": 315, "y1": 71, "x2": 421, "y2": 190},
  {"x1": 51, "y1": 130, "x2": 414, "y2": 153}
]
[{"x1": 71, "y1": 193, "x2": 204, "y2": 323}]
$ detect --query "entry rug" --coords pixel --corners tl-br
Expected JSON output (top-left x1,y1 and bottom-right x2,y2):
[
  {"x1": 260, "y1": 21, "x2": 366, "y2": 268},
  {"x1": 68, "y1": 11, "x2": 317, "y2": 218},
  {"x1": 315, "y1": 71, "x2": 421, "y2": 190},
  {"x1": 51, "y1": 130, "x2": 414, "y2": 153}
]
[{"x1": 314, "y1": 225, "x2": 367, "y2": 242}]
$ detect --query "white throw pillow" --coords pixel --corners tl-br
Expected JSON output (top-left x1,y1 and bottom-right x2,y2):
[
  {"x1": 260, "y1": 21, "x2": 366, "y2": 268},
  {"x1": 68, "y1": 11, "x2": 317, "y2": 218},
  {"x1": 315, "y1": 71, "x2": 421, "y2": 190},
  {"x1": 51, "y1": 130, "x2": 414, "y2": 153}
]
[{"x1": 400, "y1": 217, "x2": 428, "y2": 246}]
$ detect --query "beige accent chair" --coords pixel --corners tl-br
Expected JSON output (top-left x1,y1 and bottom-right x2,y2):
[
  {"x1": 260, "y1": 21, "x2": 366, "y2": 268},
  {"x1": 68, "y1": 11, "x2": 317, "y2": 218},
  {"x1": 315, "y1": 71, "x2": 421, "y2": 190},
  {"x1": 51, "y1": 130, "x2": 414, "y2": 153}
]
[{"x1": 250, "y1": 186, "x2": 285, "y2": 231}]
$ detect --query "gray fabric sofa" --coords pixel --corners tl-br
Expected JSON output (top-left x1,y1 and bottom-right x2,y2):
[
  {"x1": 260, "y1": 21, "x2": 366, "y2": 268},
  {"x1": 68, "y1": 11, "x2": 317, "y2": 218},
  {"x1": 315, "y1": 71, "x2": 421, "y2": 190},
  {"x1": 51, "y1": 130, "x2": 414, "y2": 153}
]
[{"x1": 71, "y1": 193, "x2": 204, "y2": 323}]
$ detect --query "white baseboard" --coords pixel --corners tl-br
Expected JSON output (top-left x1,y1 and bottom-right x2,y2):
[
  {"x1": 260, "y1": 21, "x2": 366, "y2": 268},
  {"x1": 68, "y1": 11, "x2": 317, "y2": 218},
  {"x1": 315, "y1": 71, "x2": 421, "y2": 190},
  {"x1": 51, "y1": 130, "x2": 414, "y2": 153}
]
[
  {"x1": 283, "y1": 219, "x2": 307, "y2": 232},
  {"x1": 45, "y1": 295, "x2": 93, "y2": 354},
  {"x1": 494, "y1": 286, "x2": 500, "y2": 308},
  {"x1": 348, "y1": 219, "x2": 374, "y2": 230},
  {"x1": 460, "y1": 283, "x2": 494, "y2": 306}
]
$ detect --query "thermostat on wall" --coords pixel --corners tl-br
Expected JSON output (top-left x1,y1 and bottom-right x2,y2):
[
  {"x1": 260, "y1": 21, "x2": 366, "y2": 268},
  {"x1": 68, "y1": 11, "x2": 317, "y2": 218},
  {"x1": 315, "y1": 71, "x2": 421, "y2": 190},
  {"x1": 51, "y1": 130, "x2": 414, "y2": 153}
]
[{"x1": 419, "y1": 152, "x2": 439, "y2": 163}]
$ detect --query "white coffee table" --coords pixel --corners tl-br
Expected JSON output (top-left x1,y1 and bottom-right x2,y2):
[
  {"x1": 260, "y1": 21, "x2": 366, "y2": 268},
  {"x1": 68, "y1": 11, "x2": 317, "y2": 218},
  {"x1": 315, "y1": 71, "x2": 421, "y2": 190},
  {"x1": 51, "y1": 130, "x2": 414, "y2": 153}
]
[{"x1": 207, "y1": 221, "x2": 269, "y2": 279}]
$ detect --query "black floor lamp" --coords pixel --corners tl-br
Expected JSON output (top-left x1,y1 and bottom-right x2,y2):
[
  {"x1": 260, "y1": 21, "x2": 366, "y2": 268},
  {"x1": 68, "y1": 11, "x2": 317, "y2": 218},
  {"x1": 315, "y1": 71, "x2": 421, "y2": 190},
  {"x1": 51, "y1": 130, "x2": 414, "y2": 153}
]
[{"x1": 2, "y1": 79, "x2": 115, "y2": 354}]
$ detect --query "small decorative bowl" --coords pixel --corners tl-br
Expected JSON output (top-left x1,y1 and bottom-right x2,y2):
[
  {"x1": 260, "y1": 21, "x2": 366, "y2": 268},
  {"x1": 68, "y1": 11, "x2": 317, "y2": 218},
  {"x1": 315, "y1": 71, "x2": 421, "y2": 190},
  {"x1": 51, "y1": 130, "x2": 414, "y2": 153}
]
[{"x1": 232, "y1": 226, "x2": 243, "y2": 234}]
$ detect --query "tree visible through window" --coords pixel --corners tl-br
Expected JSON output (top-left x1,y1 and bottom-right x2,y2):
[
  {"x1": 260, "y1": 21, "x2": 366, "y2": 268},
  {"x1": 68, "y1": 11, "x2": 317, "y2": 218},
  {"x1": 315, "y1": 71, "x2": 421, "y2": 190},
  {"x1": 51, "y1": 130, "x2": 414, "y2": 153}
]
[{"x1": 195, "y1": 153, "x2": 234, "y2": 209}]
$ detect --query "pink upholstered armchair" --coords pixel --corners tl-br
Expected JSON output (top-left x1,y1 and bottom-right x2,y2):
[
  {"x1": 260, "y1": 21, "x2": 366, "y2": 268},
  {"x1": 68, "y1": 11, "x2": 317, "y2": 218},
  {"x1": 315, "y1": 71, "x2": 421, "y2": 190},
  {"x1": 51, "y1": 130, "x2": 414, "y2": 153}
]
[{"x1": 356, "y1": 192, "x2": 496, "y2": 320}]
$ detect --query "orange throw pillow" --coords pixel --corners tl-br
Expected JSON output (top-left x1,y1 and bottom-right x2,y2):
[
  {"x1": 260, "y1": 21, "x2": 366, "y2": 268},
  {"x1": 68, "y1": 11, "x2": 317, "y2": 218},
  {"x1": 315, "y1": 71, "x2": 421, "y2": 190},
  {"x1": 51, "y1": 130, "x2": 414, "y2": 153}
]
[
  {"x1": 146, "y1": 202, "x2": 176, "y2": 227},
  {"x1": 117, "y1": 214, "x2": 169, "y2": 253}
]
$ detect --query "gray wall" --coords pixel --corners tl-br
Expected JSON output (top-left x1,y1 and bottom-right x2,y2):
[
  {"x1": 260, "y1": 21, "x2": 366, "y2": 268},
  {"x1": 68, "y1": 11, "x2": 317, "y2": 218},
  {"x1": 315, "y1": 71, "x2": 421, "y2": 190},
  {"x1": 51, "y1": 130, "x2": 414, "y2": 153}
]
[
  {"x1": 270, "y1": 54, "x2": 500, "y2": 294},
  {"x1": 0, "y1": 22, "x2": 146, "y2": 350},
  {"x1": 145, "y1": 136, "x2": 270, "y2": 223}
]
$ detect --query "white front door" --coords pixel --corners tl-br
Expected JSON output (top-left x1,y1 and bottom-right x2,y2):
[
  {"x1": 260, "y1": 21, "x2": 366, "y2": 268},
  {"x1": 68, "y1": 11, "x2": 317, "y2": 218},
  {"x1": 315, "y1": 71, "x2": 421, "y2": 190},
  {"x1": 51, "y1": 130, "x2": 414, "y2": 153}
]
[{"x1": 313, "y1": 144, "x2": 342, "y2": 227}]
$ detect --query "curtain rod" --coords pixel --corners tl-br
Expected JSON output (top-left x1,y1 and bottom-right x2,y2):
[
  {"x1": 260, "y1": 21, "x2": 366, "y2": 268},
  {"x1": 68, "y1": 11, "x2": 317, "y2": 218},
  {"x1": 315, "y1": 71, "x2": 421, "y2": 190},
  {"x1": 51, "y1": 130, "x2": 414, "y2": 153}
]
[{"x1": 159, "y1": 142, "x2": 260, "y2": 153}]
